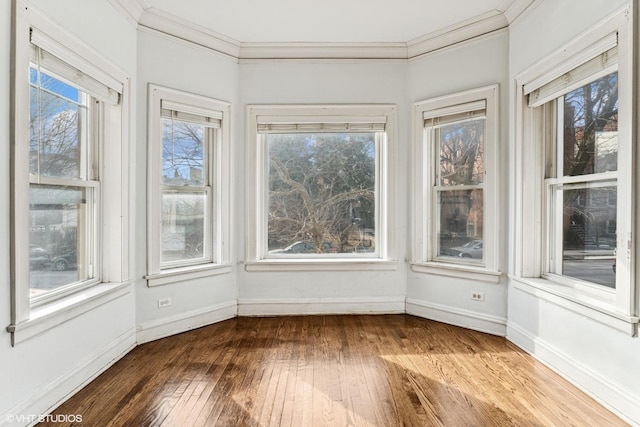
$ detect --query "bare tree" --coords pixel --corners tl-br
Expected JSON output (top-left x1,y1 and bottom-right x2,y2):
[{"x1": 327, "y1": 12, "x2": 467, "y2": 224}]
[{"x1": 268, "y1": 133, "x2": 375, "y2": 253}]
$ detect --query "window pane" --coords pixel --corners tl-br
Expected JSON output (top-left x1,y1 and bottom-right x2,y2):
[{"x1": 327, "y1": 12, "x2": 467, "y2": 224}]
[
  {"x1": 162, "y1": 118, "x2": 205, "y2": 186},
  {"x1": 29, "y1": 185, "x2": 91, "y2": 298},
  {"x1": 267, "y1": 133, "x2": 376, "y2": 255},
  {"x1": 562, "y1": 73, "x2": 618, "y2": 177},
  {"x1": 30, "y1": 69, "x2": 88, "y2": 179},
  {"x1": 438, "y1": 189, "x2": 484, "y2": 261},
  {"x1": 561, "y1": 185, "x2": 616, "y2": 288},
  {"x1": 162, "y1": 192, "x2": 207, "y2": 263},
  {"x1": 438, "y1": 118, "x2": 484, "y2": 186}
]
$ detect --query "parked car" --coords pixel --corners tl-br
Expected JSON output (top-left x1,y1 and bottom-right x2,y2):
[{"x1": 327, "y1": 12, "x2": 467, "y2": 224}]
[
  {"x1": 442, "y1": 239, "x2": 483, "y2": 259},
  {"x1": 51, "y1": 249, "x2": 77, "y2": 271},
  {"x1": 29, "y1": 245, "x2": 50, "y2": 269},
  {"x1": 269, "y1": 240, "x2": 334, "y2": 254}
]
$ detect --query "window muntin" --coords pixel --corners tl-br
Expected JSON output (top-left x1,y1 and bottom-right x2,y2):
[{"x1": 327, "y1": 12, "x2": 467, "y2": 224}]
[
  {"x1": 545, "y1": 72, "x2": 618, "y2": 289},
  {"x1": 28, "y1": 60, "x2": 99, "y2": 302},
  {"x1": 266, "y1": 132, "x2": 378, "y2": 256}
]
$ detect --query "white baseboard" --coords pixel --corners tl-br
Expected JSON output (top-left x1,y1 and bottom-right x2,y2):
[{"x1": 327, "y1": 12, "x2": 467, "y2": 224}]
[
  {"x1": 507, "y1": 321, "x2": 640, "y2": 427},
  {"x1": 136, "y1": 301, "x2": 237, "y2": 344},
  {"x1": 405, "y1": 298, "x2": 507, "y2": 336},
  {"x1": 237, "y1": 297, "x2": 405, "y2": 316},
  {"x1": 1, "y1": 328, "x2": 136, "y2": 427}
]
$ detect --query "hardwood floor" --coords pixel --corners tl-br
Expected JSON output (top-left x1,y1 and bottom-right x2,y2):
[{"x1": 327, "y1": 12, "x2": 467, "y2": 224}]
[{"x1": 41, "y1": 315, "x2": 627, "y2": 426}]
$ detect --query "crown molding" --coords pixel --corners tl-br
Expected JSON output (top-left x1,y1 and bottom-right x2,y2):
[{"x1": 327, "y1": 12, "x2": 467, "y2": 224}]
[
  {"x1": 109, "y1": 0, "x2": 537, "y2": 61},
  {"x1": 407, "y1": 10, "x2": 507, "y2": 59},
  {"x1": 138, "y1": 7, "x2": 242, "y2": 59},
  {"x1": 239, "y1": 42, "x2": 408, "y2": 61},
  {"x1": 108, "y1": 0, "x2": 144, "y2": 26},
  {"x1": 500, "y1": 0, "x2": 541, "y2": 24}
]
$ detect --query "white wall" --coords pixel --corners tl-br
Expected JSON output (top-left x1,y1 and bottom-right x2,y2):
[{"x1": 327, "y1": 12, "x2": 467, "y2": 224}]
[
  {"x1": 236, "y1": 61, "x2": 409, "y2": 313},
  {"x1": 0, "y1": 0, "x2": 137, "y2": 424},
  {"x1": 405, "y1": 31, "x2": 510, "y2": 335},
  {"x1": 507, "y1": 0, "x2": 640, "y2": 424},
  {"x1": 134, "y1": 31, "x2": 239, "y2": 342}
]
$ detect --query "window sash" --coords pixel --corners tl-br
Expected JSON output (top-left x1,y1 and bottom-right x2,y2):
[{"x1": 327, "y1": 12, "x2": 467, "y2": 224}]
[
  {"x1": 428, "y1": 113, "x2": 486, "y2": 266},
  {"x1": 160, "y1": 187, "x2": 213, "y2": 269},
  {"x1": 28, "y1": 68, "x2": 101, "y2": 303},
  {"x1": 29, "y1": 183, "x2": 100, "y2": 306}
]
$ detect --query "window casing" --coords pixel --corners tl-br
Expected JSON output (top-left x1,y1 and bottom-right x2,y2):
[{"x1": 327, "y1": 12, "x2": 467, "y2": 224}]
[
  {"x1": 513, "y1": 7, "x2": 638, "y2": 334},
  {"x1": 10, "y1": 3, "x2": 131, "y2": 345},
  {"x1": 146, "y1": 85, "x2": 231, "y2": 286},
  {"x1": 245, "y1": 105, "x2": 397, "y2": 270},
  {"x1": 413, "y1": 85, "x2": 500, "y2": 283}
]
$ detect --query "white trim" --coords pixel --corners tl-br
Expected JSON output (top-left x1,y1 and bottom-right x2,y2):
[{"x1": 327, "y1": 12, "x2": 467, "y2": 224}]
[
  {"x1": 507, "y1": 321, "x2": 640, "y2": 426},
  {"x1": 7, "y1": 282, "x2": 133, "y2": 346},
  {"x1": 406, "y1": 298, "x2": 507, "y2": 336},
  {"x1": 136, "y1": 301, "x2": 237, "y2": 344},
  {"x1": 511, "y1": 5, "x2": 636, "y2": 321},
  {"x1": 0, "y1": 329, "x2": 136, "y2": 427},
  {"x1": 245, "y1": 104, "x2": 397, "y2": 268},
  {"x1": 501, "y1": 0, "x2": 542, "y2": 25},
  {"x1": 244, "y1": 260, "x2": 399, "y2": 272},
  {"x1": 146, "y1": 84, "x2": 231, "y2": 284},
  {"x1": 107, "y1": 0, "x2": 144, "y2": 27},
  {"x1": 413, "y1": 85, "x2": 500, "y2": 274},
  {"x1": 237, "y1": 297, "x2": 405, "y2": 316},
  {"x1": 407, "y1": 10, "x2": 507, "y2": 59},
  {"x1": 516, "y1": 6, "x2": 629, "y2": 87},
  {"x1": 240, "y1": 42, "x2": 407, "y2": 61},
  {"x1": 511, "y1": 276, "x2": 639, "y2": 336},
  {"x1": 133, "y1": 6, "x2": 514, "y2": 61},
  {"x1": 145, "y1": 264, "x2": 232, "y2": 287},
  {"x1": 138, "y1": 7, "x2": 241, "y2": 59},
  {"x1": 10, "y1": 1, "x2": 132, "y2": 333},
  {"x1": 410, "y1": 262, "x2": 502, "y2": 284}
]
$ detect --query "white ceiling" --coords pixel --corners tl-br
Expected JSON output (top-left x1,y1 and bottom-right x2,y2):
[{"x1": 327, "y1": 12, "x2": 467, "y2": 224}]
[{"x1": 138, "y1": 0, "x2": 517, "y2": 43}]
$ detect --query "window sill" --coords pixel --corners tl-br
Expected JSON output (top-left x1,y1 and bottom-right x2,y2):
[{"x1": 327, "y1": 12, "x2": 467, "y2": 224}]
[
  {"x1": 6, "y1": 281, "x2": 133, "y2": 346},
  {"x1": 410, "y1": 262, "x2": 502, "y2": 284},
  {"x1": 510, "y1": 275, "x2": 639, "y2": 336},
  {"x1": 145, "y1": 263, "x2": 232, "y2": 287},
  {"x1": 245, "y1": 259, "x2": 399, "y2": 272}
]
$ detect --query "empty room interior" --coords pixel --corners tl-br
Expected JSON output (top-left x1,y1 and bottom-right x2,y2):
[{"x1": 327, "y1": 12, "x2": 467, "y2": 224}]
[{"x1": 1, "y1": 0, "x2": 640, "y2": 425}]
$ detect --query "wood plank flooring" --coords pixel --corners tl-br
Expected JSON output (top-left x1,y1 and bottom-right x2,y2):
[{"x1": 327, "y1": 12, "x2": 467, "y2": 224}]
[{"x1": 40, "y1": 315, "x2": 628, "y2": 426}]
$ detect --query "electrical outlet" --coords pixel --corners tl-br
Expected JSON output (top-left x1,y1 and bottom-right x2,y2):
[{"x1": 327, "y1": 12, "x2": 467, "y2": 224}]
[
  {"x1": 471, "y1": 292, "x2": 485, "y2": 302},
  {"x1": 158, "y1": 297, "x2": 172, "y2": 308}
]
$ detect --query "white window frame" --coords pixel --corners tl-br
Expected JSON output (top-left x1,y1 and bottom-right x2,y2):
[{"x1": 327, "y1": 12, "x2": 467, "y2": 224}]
[
  {"x1": 145, "y1": 85, "x2": 231, "y2": 287},
  {"x1": 245, "y1": 104, "x2": 398, "y2": 272},
  {"x1": 512, "y1": 6, "x2": 639, "y2": 335},
  {"x1": 8, "y1": 2, "x2": 132, "y2": 345},
  {"x1": 412, "y1": 85, "x2": 501, "y2": 284}
]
